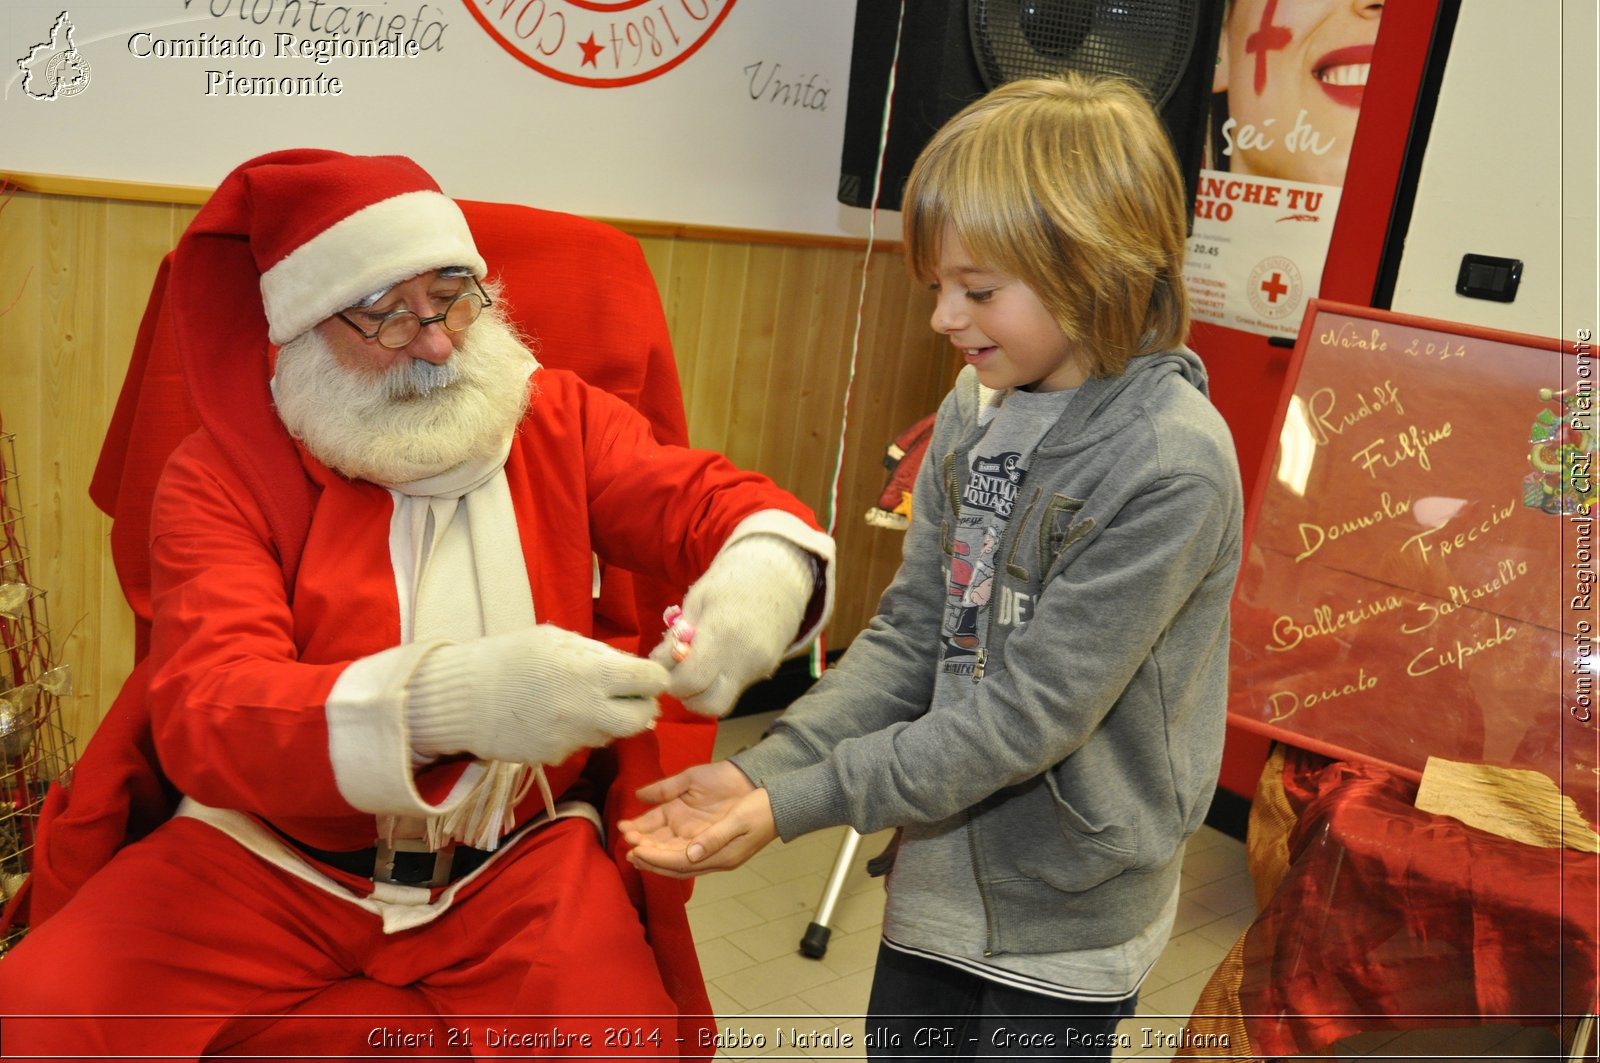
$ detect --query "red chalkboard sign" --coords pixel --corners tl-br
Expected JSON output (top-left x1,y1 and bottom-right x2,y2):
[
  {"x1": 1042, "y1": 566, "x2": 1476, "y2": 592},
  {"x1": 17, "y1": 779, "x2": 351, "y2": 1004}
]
[{"x1": 1229, "y1": 300, "x2": 1598, "y2": 818}]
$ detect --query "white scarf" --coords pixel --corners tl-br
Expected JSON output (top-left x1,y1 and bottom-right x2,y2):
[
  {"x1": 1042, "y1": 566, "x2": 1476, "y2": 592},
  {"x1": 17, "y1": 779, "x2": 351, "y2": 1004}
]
[{"x1": 381, "y1": 438, "x2": 556, "y2": 851}]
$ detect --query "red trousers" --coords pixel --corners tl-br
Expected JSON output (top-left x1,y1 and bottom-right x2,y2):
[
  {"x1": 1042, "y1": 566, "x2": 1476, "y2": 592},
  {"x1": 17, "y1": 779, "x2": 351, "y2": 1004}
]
[{"x1": 0, "y1": 816, "x2": 680, "y2": 1061}]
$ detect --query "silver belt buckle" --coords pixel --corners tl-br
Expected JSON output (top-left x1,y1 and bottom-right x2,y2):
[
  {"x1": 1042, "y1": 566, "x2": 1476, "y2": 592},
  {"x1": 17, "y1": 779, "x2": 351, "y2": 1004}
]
[{"x1": 374, "y1": 837, "x2": 454, "y2": 887}]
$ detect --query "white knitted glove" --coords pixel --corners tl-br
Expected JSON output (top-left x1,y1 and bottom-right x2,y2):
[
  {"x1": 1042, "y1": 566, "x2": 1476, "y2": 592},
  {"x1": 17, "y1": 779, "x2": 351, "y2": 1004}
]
[
  {"x1": 407, "y1": 625, "x2": 666, "y2": 765},
  {"x1": 650, "y1": 534, "x2": 815, "y2": 717}
]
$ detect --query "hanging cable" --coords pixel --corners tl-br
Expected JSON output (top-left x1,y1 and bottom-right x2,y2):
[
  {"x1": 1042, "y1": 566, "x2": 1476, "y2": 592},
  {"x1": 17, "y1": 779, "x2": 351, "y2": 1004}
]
[{"x1": 811, "y1": 0, "x2": 908, "y2": 678}]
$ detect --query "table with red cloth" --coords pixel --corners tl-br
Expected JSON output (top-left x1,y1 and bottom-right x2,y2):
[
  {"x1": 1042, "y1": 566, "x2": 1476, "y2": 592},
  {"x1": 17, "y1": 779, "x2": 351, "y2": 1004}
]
[{"x1": 1179, "y1": 747, "x2": 1599, "y2": 1060}]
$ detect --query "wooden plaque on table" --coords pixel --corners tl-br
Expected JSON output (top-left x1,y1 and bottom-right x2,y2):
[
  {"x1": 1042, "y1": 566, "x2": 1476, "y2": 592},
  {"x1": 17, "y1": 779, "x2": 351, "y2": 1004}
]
[{"x1": 1227, "y1": 300, "x2": 1598, "y2": 818}]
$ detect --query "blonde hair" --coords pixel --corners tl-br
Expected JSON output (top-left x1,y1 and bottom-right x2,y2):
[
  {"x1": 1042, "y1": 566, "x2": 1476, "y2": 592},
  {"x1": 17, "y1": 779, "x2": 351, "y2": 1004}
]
[{"x1": 903, "y1": 73, "x2": 1190, "y2": 377}]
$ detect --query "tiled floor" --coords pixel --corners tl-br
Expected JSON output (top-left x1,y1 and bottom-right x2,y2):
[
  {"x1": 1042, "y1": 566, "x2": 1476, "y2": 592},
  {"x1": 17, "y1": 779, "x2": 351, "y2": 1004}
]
[{"x1": 686, "y1": 711, "x2": 1571, "y2": 1062}]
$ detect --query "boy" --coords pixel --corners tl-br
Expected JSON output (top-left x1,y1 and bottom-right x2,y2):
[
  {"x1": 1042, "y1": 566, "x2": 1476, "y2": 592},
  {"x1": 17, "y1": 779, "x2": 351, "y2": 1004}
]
[{"x1": 625, "y1": 74, "x2": 1244, "y2": 1058}]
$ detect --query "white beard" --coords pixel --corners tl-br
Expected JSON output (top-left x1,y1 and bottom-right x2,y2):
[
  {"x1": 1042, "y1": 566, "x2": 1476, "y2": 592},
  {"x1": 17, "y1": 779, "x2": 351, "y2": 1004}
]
[{"x1": 272, "y1": 306, "x2": 536, "y2": 484}]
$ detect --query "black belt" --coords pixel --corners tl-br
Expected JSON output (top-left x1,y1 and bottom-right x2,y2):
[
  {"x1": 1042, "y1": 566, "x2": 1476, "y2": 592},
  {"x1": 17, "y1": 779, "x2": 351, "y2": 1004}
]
[{"x1": 280, "y1": 833, "x2": 495, "y2": 889}]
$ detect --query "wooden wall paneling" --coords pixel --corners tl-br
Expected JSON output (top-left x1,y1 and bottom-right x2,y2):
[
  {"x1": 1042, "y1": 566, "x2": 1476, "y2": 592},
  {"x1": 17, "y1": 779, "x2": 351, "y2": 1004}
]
[
  {"x1": 0, "y1": 192, "x2": 56, "y2": 733},
  {"x1": 42, "y1": 194, "x2": 110, "y2": 747},
  {"x1": 3, "y1": 191, "x2": 191, "y2": 742},
  {"x1": 861, "y1": 249, "x2": 927, "y2": 636},
  {"x1": 824, "y1": 251, "x2": 894, "y2": 628},
  {"x1": 826, "y1": 251, "x2": 935, "y2": 641},
  {"x1": 785, "y1": 245, "x2": 857, "y2": 515},
  {"x1": 800, "y1": 243, "x2": 864, "y2": 638},
  {"x1": 0, "y1": 192, "x2": 45, "y2": 448},
  {"x1": 682, "y1": 241, "x2": 753, "y2": 460},
  {"x1": 720, "y1": 242, "x2": 785, "y2": 475},
  {"x1": 0, "y1": 192, "x2": 47, "y2": 472},
  {"x1": 862, "y1": 253, "x2": 926, "y2": 450},
  {"x1": 724, "y1": 245, "x2": 754, "y2": 460},
  {"x1": 885, "y1": 257, "x2": 949, "y2": 587},
  {"x1": 753, "y1": 245, "x2": 818, "y2": 487},
  {"x1": 847, "y1": 254, "x2": 944, "y2": 628}
]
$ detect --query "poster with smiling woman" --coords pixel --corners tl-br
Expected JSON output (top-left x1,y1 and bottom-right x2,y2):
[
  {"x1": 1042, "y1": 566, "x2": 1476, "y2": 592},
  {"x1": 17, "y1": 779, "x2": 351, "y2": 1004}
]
[{"x1": 1183, "y1": 0, "x2": 1381, "y2": 339}]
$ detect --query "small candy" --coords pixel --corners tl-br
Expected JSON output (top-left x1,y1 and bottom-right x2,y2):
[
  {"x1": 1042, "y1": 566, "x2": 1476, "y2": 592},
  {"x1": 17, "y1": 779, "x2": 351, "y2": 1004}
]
[{"x1": 662, "y1": 605, "x2": 696, "y2": 663}]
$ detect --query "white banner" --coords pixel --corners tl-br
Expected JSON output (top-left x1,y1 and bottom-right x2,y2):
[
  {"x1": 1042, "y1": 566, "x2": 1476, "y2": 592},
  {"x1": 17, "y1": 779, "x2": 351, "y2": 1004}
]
[
  {"x1": 1184, "y1": 171, "x2": 1341, "y2": 340},
  {"x1": 1, "y1": 0, "x2": 880, "y2": 238}
]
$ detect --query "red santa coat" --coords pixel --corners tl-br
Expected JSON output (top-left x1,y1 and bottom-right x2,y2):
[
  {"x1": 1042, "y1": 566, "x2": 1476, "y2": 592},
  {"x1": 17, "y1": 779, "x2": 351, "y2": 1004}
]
[
  {"x1": 147, "y1": 367, "x2": 822, "y2": 852},
  {"x1": 73, "y1": 365, "x2": 825, "y2": 1040}
]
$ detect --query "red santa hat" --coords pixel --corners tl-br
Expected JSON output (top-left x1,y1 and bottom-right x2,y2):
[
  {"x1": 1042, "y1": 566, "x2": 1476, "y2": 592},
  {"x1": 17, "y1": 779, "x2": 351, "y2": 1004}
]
[
  {"x1": 168, "y1": 148, "x2": 484, "y2": 583},
  {"x1": 249, "y1": 153, "x2": 486, "y2": 344}
]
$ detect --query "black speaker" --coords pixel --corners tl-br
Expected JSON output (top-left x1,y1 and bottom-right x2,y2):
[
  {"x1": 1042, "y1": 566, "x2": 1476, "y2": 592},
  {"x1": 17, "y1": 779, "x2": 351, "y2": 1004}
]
[{"x1": 837, "y1": 0, "x2": 1225, "y2": 214}]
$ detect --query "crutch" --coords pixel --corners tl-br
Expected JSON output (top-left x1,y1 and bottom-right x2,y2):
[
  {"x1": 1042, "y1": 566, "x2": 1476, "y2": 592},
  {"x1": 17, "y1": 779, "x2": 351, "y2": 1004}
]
[{"x1": 799, "y1": 828, "x2": 862, "y2": 958}]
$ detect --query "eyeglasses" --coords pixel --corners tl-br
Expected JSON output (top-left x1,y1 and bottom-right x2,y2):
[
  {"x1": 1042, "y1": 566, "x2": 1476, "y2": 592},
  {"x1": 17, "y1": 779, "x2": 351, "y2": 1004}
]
[{"x1": 334, "y1": 277, "x2": 492, "y2": 349}]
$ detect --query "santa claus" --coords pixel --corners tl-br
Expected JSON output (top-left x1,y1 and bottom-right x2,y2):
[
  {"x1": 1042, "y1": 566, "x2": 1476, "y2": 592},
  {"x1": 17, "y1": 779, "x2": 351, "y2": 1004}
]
[{"x1": 0, "y1": 149, "x2": 832, "y2": 1058}]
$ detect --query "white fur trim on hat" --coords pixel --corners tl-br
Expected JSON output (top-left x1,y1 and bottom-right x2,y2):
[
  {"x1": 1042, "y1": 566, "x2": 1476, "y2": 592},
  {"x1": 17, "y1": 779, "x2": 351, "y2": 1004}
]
[{"x1": 261, "y1": 190, "x2": 487, "y2": 345}]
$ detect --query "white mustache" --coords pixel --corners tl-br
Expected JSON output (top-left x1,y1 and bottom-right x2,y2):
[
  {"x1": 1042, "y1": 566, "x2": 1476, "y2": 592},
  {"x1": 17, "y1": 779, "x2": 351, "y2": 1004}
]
[{"x1": 272, "y1": 304, "x2": 535, "y2": 484}]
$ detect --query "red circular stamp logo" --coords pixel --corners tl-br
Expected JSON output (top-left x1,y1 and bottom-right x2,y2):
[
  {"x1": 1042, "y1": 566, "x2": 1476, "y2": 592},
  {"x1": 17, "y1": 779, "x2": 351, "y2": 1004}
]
[
  {"x1": 1246, "y1": 255, "x2": 1305, "y2": 321},
  {"x1": 463, "y1": 0, "x2": 737, "y2": 88}
]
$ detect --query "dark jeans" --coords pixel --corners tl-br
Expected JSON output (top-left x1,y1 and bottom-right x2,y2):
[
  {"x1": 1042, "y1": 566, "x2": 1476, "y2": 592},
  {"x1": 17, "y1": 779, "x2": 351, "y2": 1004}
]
[{"x1": 864, "y1": 943, "x2": 1138, "y2": 1061}]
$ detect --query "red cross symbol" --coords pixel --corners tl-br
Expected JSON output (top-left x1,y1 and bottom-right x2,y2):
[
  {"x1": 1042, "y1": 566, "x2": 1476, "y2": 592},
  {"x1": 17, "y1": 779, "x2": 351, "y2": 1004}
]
[
  {"x1": 1260, "y1": 272, "x2": 1290, "y2": 303},
  {"x1": 1245, "y1": 0, "x2": 1293, "y2": 95}
]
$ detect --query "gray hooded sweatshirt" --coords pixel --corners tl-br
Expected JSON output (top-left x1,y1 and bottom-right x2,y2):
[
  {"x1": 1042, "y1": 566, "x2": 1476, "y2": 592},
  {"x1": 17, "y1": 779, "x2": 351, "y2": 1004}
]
[{"x1": 732, "y1": 349, "x2": 1244, "y2": 964}]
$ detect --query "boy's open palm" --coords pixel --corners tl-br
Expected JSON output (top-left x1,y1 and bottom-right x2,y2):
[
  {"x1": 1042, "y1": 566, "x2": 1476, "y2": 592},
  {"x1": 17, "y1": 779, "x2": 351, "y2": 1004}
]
[{"x1": 621, "y1": 762, "x2": 777, "y2": 877}]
